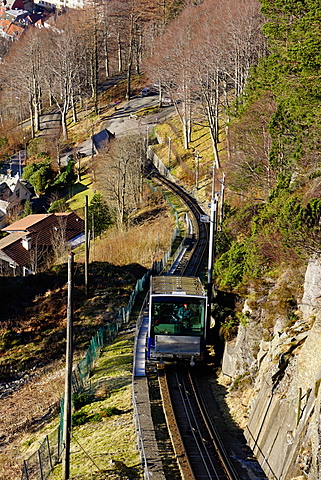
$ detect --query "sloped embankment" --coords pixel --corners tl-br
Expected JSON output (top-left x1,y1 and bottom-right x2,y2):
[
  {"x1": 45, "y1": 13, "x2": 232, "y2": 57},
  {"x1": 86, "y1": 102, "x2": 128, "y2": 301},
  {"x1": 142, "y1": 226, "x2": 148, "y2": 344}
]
[{"x1": 221, "y1": 257, "x2": 321, "y2": 479}]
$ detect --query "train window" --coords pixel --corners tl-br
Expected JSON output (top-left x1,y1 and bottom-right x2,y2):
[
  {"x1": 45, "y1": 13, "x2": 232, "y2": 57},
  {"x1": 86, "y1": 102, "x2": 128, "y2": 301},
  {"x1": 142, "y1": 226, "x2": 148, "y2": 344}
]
[{"x1": 151, "y1": 298, "x2": 205, "y2": 335}]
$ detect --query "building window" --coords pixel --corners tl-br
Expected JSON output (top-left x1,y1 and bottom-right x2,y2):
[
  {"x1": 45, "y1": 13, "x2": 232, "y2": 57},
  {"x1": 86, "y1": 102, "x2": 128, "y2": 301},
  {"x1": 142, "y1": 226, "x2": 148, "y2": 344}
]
[{"x1": 16, "y1": 189, "x2": 20, "y2": 198}]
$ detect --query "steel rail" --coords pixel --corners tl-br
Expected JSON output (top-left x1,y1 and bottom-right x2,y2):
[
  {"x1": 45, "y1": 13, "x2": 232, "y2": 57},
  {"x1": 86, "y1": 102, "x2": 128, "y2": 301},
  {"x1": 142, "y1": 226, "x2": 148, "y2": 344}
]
[
  {"x1": 188, "y1": 370, "x2": 241, "y2": 480},
  {"x1": 173, "y1": 368, "x2": 226, "y2": 479},
  {"x1": 144, "y1": 163, "x2": 240, "y2": 479},
  {"x1": 150, "y1": 169, "x2": 208, "y2": 277},
  {"x1": 164, "y1": 365, "x2": 236, "y2": 480}
]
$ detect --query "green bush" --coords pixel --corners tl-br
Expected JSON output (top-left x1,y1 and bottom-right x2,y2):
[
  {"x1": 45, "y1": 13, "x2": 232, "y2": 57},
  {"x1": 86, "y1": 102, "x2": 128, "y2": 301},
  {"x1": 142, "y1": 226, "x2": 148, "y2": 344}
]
[
  {"x1": 52, "y1": 159, "x2": 76, "y2": 188},
  {"x1": 22, "y1": 161, "x2": 52, "y2": 195},
  {"x1": 219, "y1": 316, "x2": 239, "y2": 341},
  {"x1": 72, "y1": 406, "x2": 122, "y2": 426},
  {"x1": 48, "y1": 198, "x2": 69, "y2": 213},
  {"x1": 214, "y1": 240, "x2": 247, "y2": 290},
  {"x1": 72, "y1": 392, "x2": 94, "y2": 410},
  {"x1": 72, "y1": 411, "x2": 89, "y2": 426},
  {"x1": 89, "y1": 193, "x2": 114, "y2": 237}
]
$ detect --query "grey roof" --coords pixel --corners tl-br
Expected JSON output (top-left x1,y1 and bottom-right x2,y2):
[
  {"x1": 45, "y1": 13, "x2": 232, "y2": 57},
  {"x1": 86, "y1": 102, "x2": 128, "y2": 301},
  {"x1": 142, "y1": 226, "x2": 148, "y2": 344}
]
[
  {"x1": 150, "y1": 276, "x2": 206, "y2": 297},
  {"x1": 1, "y1": 9, "x2": 29, "y2": 20},
  {"x1": 0, "y1": 172, "x2": 20, "y2": 192},
  {"x1": 93, "y1": 129, "x2": 115, "y2": 152}
]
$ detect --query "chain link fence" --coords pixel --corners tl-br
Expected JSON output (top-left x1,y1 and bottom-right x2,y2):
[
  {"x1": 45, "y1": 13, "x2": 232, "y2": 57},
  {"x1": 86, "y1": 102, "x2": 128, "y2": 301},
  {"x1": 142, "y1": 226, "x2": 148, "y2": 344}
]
[
  {"x1": 21, "y1": 428, "x2": 60, "y2": 480},
  {"x1": 20, "y1": 153, "x2": 184, "y2": 480},
  {"x1": 20, "y1": 226, "x2": 182, "y2": 480}
]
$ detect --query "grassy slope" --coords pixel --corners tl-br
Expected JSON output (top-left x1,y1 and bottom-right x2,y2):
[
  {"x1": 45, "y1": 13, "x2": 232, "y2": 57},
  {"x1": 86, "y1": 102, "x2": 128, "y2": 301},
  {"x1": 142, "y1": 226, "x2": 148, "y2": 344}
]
[
  {"x1": 1, "y1": 75, "x2": 216, "y2": 479},
  {"x1": 0, "y1": 215, "x2": 174, "y2": 479},
  {"x1": 66, "y1": 173, "x2": 95, "y2": 212},
  {"x1": 49, "y1": 327, "x2": 143, "y2": 480}
]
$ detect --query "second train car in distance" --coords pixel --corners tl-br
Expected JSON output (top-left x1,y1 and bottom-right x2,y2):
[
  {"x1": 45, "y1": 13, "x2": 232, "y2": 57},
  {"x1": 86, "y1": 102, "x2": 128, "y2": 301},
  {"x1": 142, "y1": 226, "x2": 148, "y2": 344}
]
[{"x1": 147, "y1": 276, "x2": 208, "y2": 366}]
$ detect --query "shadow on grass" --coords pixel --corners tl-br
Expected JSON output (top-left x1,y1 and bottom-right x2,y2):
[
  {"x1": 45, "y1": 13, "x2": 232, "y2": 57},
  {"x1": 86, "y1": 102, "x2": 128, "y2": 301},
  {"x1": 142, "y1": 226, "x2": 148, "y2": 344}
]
[
  {"x1": 65, "y1": 180, "x2": 92, "y2": 200},
  {"x1": 0, "y1": 261, "x2": 144, "y2": 379},
  {"x1": 74, "y1": 463, "x2": 143, "y2": 480}
]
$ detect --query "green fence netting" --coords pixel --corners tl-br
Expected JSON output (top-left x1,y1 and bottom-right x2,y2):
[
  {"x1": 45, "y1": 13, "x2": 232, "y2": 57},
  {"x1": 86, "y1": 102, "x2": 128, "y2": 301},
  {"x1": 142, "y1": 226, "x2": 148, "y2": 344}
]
[
  {"x1": 146, "y1": 178, "x2": 181, "y2": 233},
  {"x1": 21, "y1": 170, "x2": 185, "y2": 480},
  {"x1": 20, "y1": 231, "x2": 181, "y2": 480}
]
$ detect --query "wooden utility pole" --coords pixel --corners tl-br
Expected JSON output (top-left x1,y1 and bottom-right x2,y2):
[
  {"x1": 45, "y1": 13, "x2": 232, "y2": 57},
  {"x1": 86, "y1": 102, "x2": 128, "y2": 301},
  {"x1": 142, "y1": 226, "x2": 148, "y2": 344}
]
[
  {"x1": 211, "y1": 155, "x2": 216, "y2": 200},
  {"x1": 91, "y1": 126, "x2": 96, "y2": 182},
  {"x1": 76, "y1": 152, "x2": 81, "y2": 183},
  {"x1": 85, "y1": 195, "x2": 89, "y2": 298},
  {"x1": 62, "y1": 252, "x2": 74, "y2": 480}
]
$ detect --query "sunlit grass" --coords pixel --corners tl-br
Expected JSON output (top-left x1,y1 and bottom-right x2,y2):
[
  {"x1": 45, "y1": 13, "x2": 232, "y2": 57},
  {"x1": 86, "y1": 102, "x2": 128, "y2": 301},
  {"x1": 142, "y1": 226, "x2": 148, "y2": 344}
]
[
  {"x1": 153, "y1": 118, "x2": 209, "y2": 174},
  {"x1": 87, "y1": 212, "x2": 174, "y2": 268},
  {"x1": 66, "y1": 173, "x2": 94, "y2": 211},
  {"x1": 47, "y1": 330, "x2": 143, "y2": 480}
]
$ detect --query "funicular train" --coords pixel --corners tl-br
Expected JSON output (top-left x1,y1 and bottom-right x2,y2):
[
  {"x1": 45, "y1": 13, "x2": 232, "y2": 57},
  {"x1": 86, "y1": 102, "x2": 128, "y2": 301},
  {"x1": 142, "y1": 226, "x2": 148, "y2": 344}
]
[{"x1": 147, "y1": 275, "x2": 208, "y2": 366}]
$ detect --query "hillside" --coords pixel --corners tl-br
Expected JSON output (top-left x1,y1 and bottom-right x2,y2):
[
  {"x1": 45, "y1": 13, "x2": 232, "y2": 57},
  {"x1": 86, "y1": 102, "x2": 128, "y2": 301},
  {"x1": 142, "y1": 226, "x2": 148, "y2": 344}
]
[
  {"x1": 139, "y1": 2, "x2": 321, "y2": 478},
  {"x1": 1, "y1": 0, "x2": 321, "y2": 479},
  {"x1": 206, "y1": 3, "x2": 321, "y2": 479}
]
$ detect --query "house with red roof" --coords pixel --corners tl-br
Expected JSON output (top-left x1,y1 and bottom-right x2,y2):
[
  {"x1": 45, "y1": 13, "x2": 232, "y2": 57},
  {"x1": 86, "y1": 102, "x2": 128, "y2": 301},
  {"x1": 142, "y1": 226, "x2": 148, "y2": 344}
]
[{"x1": 0, "y1": 212, "x2": 84, "y2": 275}]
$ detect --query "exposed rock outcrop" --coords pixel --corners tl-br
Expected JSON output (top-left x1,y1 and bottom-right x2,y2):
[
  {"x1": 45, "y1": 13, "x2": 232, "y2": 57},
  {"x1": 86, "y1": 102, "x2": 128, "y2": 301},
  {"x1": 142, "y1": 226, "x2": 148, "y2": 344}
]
[{"x1": 221, "y1": 257, "x2": 321, "y2": 479}]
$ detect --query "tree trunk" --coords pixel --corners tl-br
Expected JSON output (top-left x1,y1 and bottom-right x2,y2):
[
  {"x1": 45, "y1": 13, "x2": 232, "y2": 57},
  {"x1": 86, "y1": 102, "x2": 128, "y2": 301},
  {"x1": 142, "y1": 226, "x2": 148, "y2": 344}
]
[
  {"x1": 117, "y1": 32, "x2": 122, "y2": 72},
  {"x1": 105, "y1": 41, "x2": 110, "y2": 78},
  {"x1": 29, "y1": 96, "x2": 35, "y2": 139},
  {"x1": 61, "y1": 100, "x2": 69, "y2": 140},
  {"x1": 126, "y1": 61, "x2": 132, "y2": 100},
  {"x1": 91, "y1": 20, "x2": 99, "y2": 115},
  {"x1": 71, "y1": 91, "x2": 77, "y2": 123},
  {"x1": 135, "y1": 30, "x2": 142, "y2": 75}
]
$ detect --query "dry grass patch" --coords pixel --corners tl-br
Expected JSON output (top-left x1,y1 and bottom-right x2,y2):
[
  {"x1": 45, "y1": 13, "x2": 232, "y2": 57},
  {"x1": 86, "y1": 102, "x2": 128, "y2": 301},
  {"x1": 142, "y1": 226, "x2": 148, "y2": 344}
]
[
  {"x1": 153, "y1": 115, "x2": 219, "y2": 199},
  {"x1": 88, "y1": 212, "x2": 174, "y2": 268},
  {"x1": 0, "y1": 361, "x2": 65, "y2": 480},
  {"x1": 1, "y1": 202, "x2": 175, "y2": 479}
]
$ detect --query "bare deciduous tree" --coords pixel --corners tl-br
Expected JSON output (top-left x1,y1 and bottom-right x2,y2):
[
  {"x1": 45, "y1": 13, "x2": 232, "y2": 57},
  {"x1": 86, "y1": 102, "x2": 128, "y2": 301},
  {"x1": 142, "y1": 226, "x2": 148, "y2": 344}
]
[
  {"x1": 146, "y1": 0, "x2": 265, "y2": 159},
  {"x1": 229, "y1": 93, "x2": 276, "y2": 197},
  {"x1": 51, "y1": 215, "x2": 68, "y2": 262},
  {"x1": 0, "y1": 28, "x2": 44, "y2": 138},
  {"x1": 96, "y1": 135, "x2": 145, "y2": 228}
]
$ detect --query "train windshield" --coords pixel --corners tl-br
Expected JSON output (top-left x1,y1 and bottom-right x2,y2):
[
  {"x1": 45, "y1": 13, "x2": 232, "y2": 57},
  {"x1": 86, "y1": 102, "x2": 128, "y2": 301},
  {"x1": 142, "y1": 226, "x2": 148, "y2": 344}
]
[{"x1": 151, "y1": 297, "x2": 205, "y2": 336}]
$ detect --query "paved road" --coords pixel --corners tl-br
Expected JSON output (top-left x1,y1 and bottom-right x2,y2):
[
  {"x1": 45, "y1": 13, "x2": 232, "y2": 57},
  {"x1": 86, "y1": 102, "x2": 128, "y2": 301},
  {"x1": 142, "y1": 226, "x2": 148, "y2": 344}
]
[
  {"x1": 39, "y1": 111, "x2": 61, "y2": 136},
  {"x1": 104, "y1": 93, "x2": 169, "y2": 137},
  {"x1": 38, "y1": 74, "x2": 126, "y2": 136},
  {"x1": 59, "y1": 93, "x2": 175, "y2": 164},
  {"x1": 1, "y1": 150, "x2": 27, "y2": 178},
  {"x1": 2, "y1": 91, "x2": 175, "y2": 176},
  {"x1": 32, "y1": 87, "x2": 175, "y2": 168}
]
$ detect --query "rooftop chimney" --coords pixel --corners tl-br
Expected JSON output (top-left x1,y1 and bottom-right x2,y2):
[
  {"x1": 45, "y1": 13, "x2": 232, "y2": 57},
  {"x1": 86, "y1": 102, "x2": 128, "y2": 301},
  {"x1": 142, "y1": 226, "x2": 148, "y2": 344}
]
[{"x1": 22, "y1": 236, "x2": 31, "y2": 250}]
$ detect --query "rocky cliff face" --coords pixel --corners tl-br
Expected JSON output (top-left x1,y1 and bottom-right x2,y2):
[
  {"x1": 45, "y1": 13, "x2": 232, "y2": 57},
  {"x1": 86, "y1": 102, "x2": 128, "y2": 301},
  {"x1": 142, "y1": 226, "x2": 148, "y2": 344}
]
[{"x1": 221, "y1": 257, "x2": 321, "y2": 479}]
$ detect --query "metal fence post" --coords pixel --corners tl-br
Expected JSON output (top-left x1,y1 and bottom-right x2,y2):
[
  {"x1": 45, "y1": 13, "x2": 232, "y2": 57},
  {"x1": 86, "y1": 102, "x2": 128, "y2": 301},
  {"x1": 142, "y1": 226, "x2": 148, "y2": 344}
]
[
  {"x1": 22, "y1": 460, "x2": 29, "y2": 480},
  {"x1": 38, "y1": 449, "x2": 44, "y2": 480},
  {"x1": 57, "y1": 424, "x2": 61, "y2": 460},
  {"x1": 46, "y1": 435, "x2": 53, "y2": 471}
]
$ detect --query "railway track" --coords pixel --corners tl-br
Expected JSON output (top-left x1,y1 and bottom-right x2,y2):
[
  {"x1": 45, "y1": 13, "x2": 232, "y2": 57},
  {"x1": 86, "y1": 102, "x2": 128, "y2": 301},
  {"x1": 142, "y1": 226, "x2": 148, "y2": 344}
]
[
  {"x1": 134, "y1": 162, "x2": 266, "y2": 480},
  {"x1": 149, "y1": 166, "x2": 209, "y2": 277},
  {"x1": 159, "y1": 365, "x2": 240, "y2": 480},
  {"x1": 136, "y1": 163, "x2": 245, "y2": 479}
]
